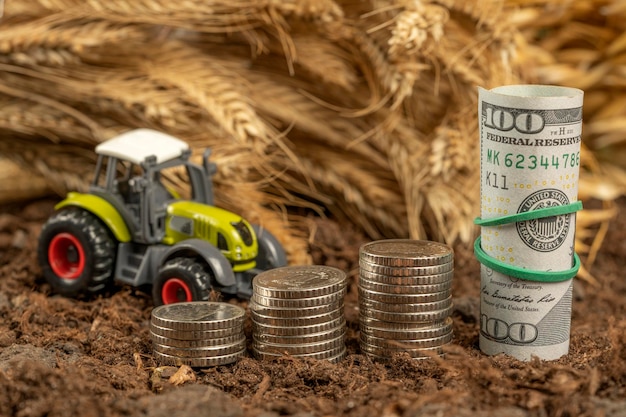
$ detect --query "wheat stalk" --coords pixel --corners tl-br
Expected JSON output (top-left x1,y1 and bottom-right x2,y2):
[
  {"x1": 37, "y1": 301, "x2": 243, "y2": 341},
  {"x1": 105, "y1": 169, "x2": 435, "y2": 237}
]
[
  {"x1": 0, "y1": 0, "x2": 621, "y2": 268},
  {"x1": 503, "y1": 0, "x2": 626, "y2": 270}
]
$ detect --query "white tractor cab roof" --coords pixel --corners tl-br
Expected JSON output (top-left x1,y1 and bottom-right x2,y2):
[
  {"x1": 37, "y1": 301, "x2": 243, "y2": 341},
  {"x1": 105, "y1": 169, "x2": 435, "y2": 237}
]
[{"x1": 95, "y1": 129, "x2": 190, "y2": 165}]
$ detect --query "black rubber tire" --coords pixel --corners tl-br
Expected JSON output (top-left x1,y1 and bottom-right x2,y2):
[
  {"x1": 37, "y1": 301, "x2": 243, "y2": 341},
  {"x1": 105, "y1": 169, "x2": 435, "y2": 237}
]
[
  {"x1": 152, "y1": 258, "x2": 212, "y2": 306},
  {"x1": 37, "y1": 207, "x2": 117, "y2": 297}
]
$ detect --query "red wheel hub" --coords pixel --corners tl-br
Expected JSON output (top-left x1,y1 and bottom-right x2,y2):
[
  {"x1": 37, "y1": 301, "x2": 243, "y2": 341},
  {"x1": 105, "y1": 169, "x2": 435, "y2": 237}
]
[
  {"x1": 162, "y1": 278, "x2": 193, "y2": 304},
  {"x1": 48, "y1": 233, "x2": 86, "y2": 280}
]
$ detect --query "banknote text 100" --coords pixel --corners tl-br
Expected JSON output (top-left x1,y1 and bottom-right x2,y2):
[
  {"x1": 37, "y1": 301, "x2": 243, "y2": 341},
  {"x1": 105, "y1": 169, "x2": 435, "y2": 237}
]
[
  {"x1": 480, "y1": 314, "x2": 539, "y2": 344},
  {"x1": 484, "y1": 107, "x2": 545, "y2": 134}
]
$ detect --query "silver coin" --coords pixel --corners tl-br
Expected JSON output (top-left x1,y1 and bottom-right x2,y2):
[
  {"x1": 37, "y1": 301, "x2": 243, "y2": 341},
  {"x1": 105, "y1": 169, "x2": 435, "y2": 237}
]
[
  {"x1": 363, "y1": 351, "x2": 443, "y2": 362},
  {"x1": 360, "y1": 341, "x2": 449, "y2": 357},
  {"x1": 252, "y1": 333, "x2": 345, "y2": 355},
  {"x1": 150, "y1": 332, "x2": 245, "y2": 348},
  {"x1": 153, "y1": 338, "x2": 246, "y2": 358},
  {"x1": 360, "y1": 296, "x2": 452, "y2": 313},
  {"x1": 360, "y1": 331, "x2": 453, "y2": 349},
  {"x1": 359, "y1": 304, "x2": 453, "y2": 323},
  {"x1": 252, "y1": 344, "x2": 346, "y2": 361},
  {"x1": 252, "y1": 316, "x2": 346, "y2": 336},
  {"x1": 153, "y1": 348, "x2": 246, "y2": 367},
  {"x1": 149, "y1": 323, "x2": 243, "y2": 340},
  {"x1": 360, "y1": 240, "x2": 453, "y2": 267},
  {"x1": 358, "y1": 287, "x2": 450, "y2": 304},
  {"x1": 254, "y1": 326, "x2": 346, "y2": 345},
  {"x1": 250, "y1": 306, "x2": 343, "y2": 327},
  {"x1": 358, "y1": 277, "x2": 452, "y2": 294},
  {"x1": 324, "y1": 349, "x2": 347, "y2": 364},
  {"x1": 151, "y1": 302, "x2": 245, "y2": 331},
  {"x1": 359, "y1": 268, "x2": 453, "y2": 285},
  {"x1": 253, "y1": 265, "x2": 347, "y2": 299},
  {"x1": 249, "y1": 300, "x2": 344, "y2": 318},
  {"x1": 360, "y1": 260, "x2": 453, "y2": 277},
  {"x1": 360, "y1": 317, "x2": 453, "y2": 339},
  {"x1": 359, "y1": 315, "x2": 450, "y2": 330},
  {"x1": 251, "y1": 289, "x2": 345, "y2": 308}
]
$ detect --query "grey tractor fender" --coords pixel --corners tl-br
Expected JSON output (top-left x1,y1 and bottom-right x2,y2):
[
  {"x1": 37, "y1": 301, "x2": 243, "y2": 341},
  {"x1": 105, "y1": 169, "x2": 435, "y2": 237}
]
[
  {"x1": 252, "y1": 224, "x2": 288, "y2": 270},
  {"x1": 161, "y1": 238, "x2": 236, "y2": 288}
]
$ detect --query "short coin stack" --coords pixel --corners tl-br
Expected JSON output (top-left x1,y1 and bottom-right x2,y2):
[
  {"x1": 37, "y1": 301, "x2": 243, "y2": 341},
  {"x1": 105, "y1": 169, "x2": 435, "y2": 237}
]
[
  {"x1": 358, "y1": 239, "x2": 454, "y2": 361},
  {"x1": 250, "y1": 265, "x2": 347, "y2": 363},
  {"x1": 151, "y1": 301, "x2": 246, "y2": 367}
]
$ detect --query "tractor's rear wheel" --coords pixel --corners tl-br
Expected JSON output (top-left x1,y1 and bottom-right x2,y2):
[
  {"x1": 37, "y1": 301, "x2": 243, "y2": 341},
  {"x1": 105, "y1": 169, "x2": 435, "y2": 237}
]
[
  {"x1": 38, "y1": 208, "x2": 116, "y2": 297},
  {"x1": 153, "y1": 258, "x2": 212, "y2": 305}
]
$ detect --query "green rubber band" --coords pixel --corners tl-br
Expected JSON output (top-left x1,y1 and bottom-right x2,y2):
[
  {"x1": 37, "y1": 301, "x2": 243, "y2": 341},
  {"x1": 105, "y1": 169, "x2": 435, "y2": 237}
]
[
  {"x1": 474, "y1": 236, "x2": 580, "y2": 282},
  {"x1": 474, "y1": 201, "x2": 582, "y2": 227}
]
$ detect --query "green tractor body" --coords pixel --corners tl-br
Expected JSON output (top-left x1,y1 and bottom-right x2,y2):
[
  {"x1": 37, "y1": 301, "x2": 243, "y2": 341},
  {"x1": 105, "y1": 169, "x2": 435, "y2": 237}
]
[{"x1": 38, "y1": 129, "x2": 287, "y2": 304}]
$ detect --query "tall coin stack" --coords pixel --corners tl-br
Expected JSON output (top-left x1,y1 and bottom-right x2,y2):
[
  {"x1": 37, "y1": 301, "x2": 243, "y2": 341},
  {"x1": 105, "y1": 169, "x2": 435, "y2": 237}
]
[
  {"x1": 250, "y1": 265, "x2": 347, "y2": 363},
  {"x1": 150, "y1": 301, "x2": 247, "y2": 367},
  {"x1": 358, "y1": 239, "x2": 454, "y2": 361}
]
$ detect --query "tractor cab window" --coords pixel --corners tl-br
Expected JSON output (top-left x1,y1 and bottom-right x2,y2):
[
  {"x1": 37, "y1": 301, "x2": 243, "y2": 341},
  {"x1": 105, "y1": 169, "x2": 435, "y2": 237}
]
[
  {"x1": 92, "y1": 155, "x2": 109, "y2": 189},
  {"x1": 158, "y1": 165, "x2": 192, "y2": 201},
  {"x1": 92, "y1": 156, "x2": 141, "y2": 194},
  {"x1": 116, "y1": 162, "x2": 142, "y2": 199}
]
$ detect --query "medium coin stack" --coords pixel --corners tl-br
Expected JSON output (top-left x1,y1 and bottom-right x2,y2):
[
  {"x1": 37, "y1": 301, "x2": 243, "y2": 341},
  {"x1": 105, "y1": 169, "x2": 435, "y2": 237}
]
[
  {"x1": 250, "y1": 265, "x2": 348, "y2": 363},
  {"x1": 150, "y1": 301, "x2": 246, "y2": 367},
  {"x1": 358, "y1": 239, "x2": 454, "y2": 361}
]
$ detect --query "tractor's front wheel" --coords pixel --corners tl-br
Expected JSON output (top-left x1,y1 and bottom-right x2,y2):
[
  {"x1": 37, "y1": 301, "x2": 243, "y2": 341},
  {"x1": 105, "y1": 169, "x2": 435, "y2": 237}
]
[
  {"x1": 153, "y1": 258, "x2": 212, "y2": 305},
  {"x1": 38, "y1": 208, "x2": 117, "y2": 297}
]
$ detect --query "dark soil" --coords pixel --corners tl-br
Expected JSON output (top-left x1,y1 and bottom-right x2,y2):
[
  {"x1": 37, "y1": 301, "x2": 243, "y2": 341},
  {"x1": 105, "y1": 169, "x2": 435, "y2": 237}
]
[{"x1": 0, "y1": 198, "x2": 624, "y2": 417}]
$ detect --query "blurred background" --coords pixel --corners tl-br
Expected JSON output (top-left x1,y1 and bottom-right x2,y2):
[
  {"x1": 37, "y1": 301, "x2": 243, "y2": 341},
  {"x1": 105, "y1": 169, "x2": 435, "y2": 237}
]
[{"x1": 0, "y1": 0, "x2": 624, "y2": 276}]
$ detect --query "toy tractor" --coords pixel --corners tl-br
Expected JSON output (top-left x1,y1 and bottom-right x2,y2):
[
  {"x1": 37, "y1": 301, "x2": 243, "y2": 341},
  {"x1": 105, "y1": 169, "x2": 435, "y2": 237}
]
[{"x1": 37, "y1": 129, "x2": 287, "y2": 305}]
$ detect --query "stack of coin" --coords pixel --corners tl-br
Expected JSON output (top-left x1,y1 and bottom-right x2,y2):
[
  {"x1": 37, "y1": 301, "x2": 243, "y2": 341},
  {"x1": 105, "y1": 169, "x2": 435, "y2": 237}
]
[
  {"x1": 358, "y1": 239, "x2": 454, "y2": 361},
  {"x1": 150, "y1": 301, "x2": 246, "y2": 367},
  {"x1": 250, "y1": 265, "x2": 347, "y2": 363}
]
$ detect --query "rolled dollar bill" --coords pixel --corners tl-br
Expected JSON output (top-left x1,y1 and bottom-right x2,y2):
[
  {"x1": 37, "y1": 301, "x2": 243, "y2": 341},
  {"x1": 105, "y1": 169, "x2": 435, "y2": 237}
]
[{"x1": 476, "y1": 85, "x2": 583, "y2": 361}]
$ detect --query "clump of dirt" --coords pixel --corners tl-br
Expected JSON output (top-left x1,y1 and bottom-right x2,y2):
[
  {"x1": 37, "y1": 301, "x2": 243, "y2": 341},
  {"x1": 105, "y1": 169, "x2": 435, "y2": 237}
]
[{"x1": 0, "y1": 198, "x2": 624, "y2": 417}]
